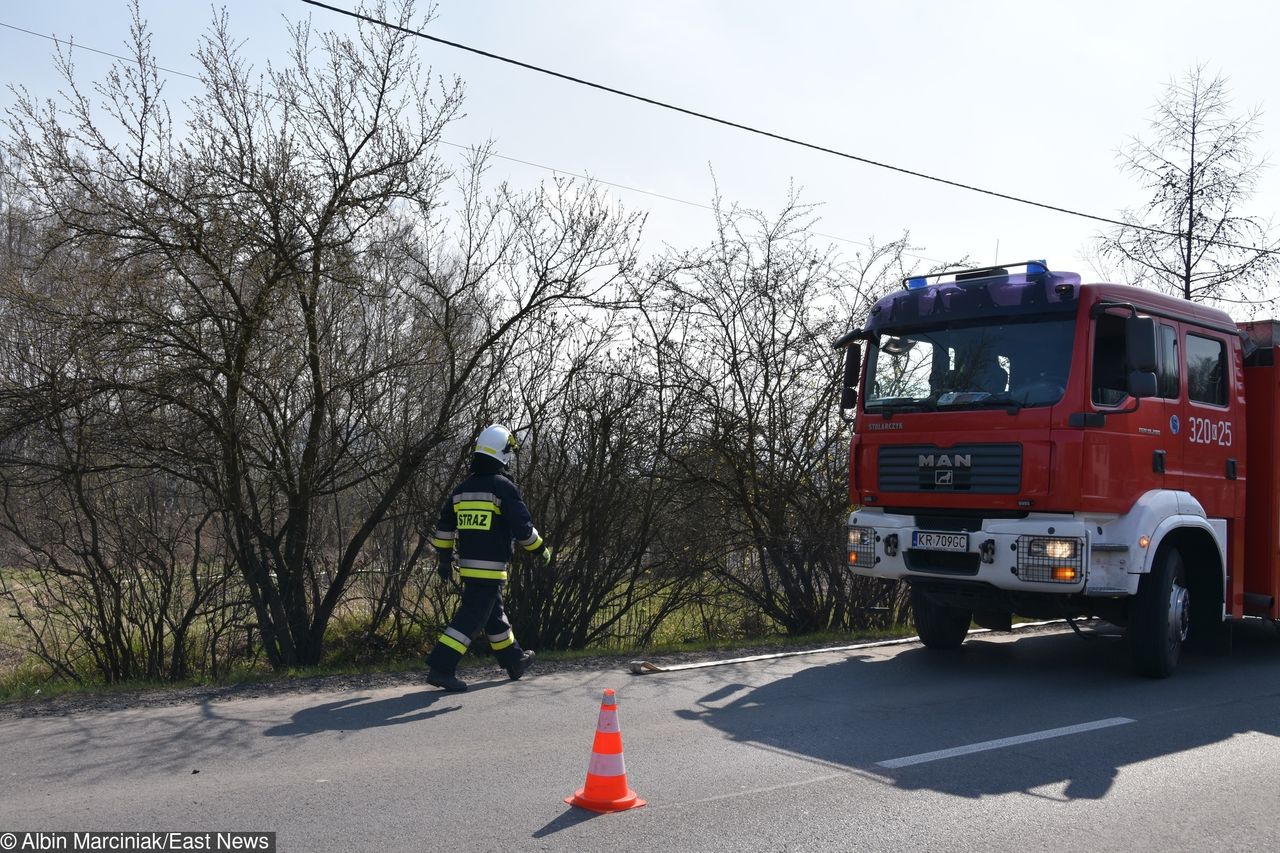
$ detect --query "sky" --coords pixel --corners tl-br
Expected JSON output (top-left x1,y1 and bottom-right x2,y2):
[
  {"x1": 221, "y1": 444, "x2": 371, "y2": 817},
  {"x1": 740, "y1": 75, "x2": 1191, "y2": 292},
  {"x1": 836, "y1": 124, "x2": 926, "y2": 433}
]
[{"x1": 3, "y1": 0, "x2": 1278, "y2": 282}]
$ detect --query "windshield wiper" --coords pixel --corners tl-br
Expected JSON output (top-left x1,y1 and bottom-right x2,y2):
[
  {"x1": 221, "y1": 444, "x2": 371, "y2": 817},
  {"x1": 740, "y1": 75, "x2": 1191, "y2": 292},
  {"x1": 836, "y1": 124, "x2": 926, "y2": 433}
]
[
  {"x1": 936, "y1": 392, "x2": 1023, "y2": 411},
  {"x1": 864, "y1": 398, "x2": 937, "y2": 414}
]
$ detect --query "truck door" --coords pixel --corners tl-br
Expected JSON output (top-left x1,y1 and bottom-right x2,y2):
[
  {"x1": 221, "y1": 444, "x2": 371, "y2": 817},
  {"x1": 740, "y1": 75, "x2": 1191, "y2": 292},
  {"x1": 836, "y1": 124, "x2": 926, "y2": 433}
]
[
  {"x1": 1179, "y1": 329, "x2": 1241, "y2": 519},
  {"x1": 1083, "y1": 310, "x2": 1170, "y2": 505}
]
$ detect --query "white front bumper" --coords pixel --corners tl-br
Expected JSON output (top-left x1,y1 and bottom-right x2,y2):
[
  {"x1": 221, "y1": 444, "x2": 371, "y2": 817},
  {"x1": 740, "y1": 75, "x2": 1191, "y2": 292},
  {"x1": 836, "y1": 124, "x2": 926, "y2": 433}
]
[{"x1": 846, "y1": 508, "x2": 1138, "y2": 597}]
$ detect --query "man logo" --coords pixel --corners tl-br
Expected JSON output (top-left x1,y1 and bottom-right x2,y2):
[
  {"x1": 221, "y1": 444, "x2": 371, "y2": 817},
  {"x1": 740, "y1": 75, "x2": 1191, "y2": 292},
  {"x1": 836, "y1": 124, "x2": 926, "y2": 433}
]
[
  {"x1": 935, "y1": 470, "x2": 954, "y2": 485},
  {"x1": 918, "y1": 454, "x2": 972, "y2": 468}
]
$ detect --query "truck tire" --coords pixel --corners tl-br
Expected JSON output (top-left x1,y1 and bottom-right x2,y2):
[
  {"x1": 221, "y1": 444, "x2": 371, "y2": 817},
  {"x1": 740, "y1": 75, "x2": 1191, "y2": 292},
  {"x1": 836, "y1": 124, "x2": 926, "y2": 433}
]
[
  {"x1": 1130, "y1": 546, "x2": 1189, "y2": 678},
  {"x1": 911, "y1": 586, "x2": 972, "y2": 650}
]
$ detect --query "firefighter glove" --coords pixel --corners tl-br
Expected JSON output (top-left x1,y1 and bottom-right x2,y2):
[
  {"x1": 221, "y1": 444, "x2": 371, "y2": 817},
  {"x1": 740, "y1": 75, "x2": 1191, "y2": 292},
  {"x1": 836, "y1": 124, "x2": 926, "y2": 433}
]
[
  {"x1": 436, "y1": 553, "x2": 454, "y2": 583},
  {"x1": 537, "y1": 544, "x2": 553, "y2": 565}
]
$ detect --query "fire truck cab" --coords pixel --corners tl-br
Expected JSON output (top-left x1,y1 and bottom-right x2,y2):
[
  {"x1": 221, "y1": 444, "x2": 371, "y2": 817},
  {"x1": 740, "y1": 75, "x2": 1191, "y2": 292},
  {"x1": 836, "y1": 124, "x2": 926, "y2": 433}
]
[{"x1": 836, "y1": 261, "x2": 1280, "y2": 677}]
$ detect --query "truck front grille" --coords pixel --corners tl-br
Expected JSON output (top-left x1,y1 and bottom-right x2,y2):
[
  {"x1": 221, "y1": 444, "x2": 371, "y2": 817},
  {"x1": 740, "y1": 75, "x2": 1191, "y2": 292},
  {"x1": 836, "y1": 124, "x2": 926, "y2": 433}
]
[{"x1": 878, "y1": 444, "x2": 1022, "y2": 494}]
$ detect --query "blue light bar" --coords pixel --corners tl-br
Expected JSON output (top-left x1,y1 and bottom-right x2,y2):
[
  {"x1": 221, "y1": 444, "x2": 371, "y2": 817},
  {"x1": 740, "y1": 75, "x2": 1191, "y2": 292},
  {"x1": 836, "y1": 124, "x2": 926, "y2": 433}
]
[
  {"x1": 1027, "y1": 260, "x2": 1048, "y2": 276},
  {"x1": 905, "y1": 276, "x2": 929, "y2": 290}
]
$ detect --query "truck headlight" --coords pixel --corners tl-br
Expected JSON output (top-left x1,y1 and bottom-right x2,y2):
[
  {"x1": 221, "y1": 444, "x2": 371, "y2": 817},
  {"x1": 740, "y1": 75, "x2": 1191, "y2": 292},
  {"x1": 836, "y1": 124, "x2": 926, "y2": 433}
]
[
  {"x1": 1016, "y1": 535, "x2": 1083, "y2": 583},
  {"x1": 848, "y1": 527, "x2": 874, "y2": 548},
  {"x1": 1027, "y1": 538, "x2": 1077, "y2": 560},
  {"x1": 847, "y1": 526, "x2": 877, "y2": 568}
]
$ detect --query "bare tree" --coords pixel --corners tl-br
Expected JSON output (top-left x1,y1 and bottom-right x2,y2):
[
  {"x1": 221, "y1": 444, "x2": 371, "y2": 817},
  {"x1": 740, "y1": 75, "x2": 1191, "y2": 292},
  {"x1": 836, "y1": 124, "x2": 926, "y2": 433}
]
[
  {"x1": 491, "y1": 298, "x2": 708, "y2": 650},
  {"x1": 2, "y1": 2, "x2": 933, "y2": 676},
  {"x1": 0, "y1": 232, "x2": 247, "y2": 683},
  {"x1": 3, "y1": 2, "x2": 641, "y2": 669},
  {"x1": 1094, "y1": 65, "x2": 1279, "y2": 311},
  {"x1": 647, "y1": 191, "x2": 909, "y2": 635}
]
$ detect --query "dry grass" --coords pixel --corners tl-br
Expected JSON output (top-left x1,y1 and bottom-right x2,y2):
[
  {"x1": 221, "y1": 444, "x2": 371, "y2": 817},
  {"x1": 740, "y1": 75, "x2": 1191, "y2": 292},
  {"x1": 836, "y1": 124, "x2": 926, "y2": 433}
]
[{"x1": 0, "y1": 569, "x2": 40, "y2": 681}]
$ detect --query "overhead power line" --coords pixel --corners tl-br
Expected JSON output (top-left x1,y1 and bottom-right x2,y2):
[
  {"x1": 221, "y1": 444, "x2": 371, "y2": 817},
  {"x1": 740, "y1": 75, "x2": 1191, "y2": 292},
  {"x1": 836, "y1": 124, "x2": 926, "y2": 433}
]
[
  {"x1": 299, "y1": 0, "x2": 1280, "y2": 259},
  {"x1": 6, "y1": 13, "x2": 1275, "y2": 260},
  {"x1": 1, "y1": 20, "x2": 201, "y2": 80},
  {"x1": 0, "y1": 19, "x2": 949, "y2": 264}
]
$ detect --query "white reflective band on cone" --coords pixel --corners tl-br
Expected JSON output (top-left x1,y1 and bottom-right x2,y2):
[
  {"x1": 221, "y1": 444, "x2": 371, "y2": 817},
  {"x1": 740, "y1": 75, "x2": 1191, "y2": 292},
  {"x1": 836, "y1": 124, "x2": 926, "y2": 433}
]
[
  {"x1": 596, "y1": 709, "x2": 619, "y2": 733},
  {"x1": 588, "y1": 752, "x2": 627, "y2": 777}
]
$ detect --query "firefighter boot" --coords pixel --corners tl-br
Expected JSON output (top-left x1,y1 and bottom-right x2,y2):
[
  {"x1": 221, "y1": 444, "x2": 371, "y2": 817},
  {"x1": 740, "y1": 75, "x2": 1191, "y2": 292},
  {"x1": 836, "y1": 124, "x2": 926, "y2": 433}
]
[
  {"x1": 426, "y1": 669, "x2": 468, "y2": 692},
  {"x1": 506, "y1": 650, "x2": 536, "y2": 681}
]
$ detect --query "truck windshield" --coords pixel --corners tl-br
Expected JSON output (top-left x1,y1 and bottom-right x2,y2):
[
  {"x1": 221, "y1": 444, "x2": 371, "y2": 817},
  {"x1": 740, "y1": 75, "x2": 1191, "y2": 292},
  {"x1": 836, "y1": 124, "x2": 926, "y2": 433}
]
[{"x1": 864, "y1": 316, "x2": 1074, "y2": 411}]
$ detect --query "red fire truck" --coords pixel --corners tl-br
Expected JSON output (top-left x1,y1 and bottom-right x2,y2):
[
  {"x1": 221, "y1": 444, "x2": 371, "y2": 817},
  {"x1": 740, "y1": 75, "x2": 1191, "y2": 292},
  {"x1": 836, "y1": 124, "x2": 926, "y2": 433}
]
[{"x1": 835, "y1": 261, "x2": 1280, "y2": 676}]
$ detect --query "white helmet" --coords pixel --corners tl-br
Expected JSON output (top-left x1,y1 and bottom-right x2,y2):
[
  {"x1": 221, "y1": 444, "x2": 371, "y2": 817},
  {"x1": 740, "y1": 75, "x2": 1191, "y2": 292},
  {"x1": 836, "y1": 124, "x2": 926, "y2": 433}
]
[{"x1": 473, "y1": 423, "x2": 519, "y2": 466}]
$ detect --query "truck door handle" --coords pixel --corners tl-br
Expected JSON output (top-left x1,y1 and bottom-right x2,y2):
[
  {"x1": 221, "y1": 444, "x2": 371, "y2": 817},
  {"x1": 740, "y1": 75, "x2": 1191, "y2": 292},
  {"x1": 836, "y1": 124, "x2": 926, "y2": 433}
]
[{"x1": 1153, "y1": 450, "x2": 1166, "y2": 474}]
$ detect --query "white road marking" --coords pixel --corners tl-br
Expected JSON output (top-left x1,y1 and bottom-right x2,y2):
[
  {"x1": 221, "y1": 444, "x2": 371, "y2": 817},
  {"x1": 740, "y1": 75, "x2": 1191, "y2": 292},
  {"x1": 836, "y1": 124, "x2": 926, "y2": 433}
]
[{"x1": 876, "y1": 717, "x2": 1136, "y2": 768}]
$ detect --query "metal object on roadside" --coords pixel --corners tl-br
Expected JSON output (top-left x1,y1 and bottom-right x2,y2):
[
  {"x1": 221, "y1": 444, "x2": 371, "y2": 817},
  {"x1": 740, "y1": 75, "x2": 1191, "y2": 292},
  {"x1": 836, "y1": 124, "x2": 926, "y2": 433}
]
[
  {"x1": 628, "y1": 660, "x2": 665, "y2": 674},
  {"x1": 626, "y1": 621, "x2": 1071, "y2": 675}
]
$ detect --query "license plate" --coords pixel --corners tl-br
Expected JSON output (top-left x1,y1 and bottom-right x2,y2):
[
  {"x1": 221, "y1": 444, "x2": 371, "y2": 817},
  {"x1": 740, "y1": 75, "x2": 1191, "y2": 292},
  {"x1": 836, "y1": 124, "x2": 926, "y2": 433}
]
[{"x1": 911, "y1": 531, "x2": 968, "y2": 552}]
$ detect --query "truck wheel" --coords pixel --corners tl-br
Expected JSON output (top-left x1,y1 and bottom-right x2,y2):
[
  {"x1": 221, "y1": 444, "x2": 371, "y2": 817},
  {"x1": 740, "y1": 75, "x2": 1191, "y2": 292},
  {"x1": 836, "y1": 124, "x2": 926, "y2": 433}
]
[
  {"x1": 1130, "y1": 546, "x2": 1189, "y2": 678},
  {"x1": 911, "y1": 586, "x2": 972, "y2": 650}
]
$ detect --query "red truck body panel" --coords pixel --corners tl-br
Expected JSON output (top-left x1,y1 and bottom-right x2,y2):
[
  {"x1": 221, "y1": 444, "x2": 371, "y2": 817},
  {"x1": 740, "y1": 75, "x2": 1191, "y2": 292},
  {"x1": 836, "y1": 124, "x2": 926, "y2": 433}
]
[{"x1": 1241, "y1": 321, "x2": 1280, "y2": 619}]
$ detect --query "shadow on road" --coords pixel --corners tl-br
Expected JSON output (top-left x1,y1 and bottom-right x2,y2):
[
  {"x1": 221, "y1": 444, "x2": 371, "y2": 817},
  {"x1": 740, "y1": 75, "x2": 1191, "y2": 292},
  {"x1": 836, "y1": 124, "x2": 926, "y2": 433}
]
[
  {"x1": 262, "y1": 682, "x2": 504, "y2": 736},
  {"x1": 531, "y1": 807, "x2": 599, "y2": 838},
  {"x1": 675, "y1": 622, "x2": 1280, "y2": 801}
]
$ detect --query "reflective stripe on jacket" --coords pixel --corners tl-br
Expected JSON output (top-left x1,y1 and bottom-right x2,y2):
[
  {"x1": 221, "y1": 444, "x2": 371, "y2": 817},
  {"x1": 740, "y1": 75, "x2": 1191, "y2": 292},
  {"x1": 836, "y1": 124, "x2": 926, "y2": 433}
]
[{"x1": 433, "y1": 470, "x2": 543, "y2": 583}]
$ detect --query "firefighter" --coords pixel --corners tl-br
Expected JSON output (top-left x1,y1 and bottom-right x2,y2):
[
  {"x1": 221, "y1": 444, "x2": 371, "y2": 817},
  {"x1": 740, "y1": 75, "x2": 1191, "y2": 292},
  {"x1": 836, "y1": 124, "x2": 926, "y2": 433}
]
[{"x1": 425, "y1": 424, "x2": 552, "y2": 692}]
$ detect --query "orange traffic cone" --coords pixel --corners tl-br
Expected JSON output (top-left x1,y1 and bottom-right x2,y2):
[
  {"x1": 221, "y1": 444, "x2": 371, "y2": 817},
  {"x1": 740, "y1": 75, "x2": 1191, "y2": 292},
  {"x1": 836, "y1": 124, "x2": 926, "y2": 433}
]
[{"x1": 564, "y1": 688, "x2": 646, "y2": 813}]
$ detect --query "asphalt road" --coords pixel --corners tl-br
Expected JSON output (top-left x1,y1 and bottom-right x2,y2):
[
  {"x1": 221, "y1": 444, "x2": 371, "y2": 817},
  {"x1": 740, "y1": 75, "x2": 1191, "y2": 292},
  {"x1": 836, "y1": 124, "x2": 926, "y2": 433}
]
[{"x1": 3, "y1": 622, "x2": 1280, "y2": 852}]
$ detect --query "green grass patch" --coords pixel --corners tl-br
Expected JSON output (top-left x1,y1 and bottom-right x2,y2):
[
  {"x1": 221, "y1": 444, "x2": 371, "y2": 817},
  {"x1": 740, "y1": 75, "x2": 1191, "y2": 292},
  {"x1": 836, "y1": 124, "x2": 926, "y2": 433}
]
[{"x1": 0, "y1": 658, "x2": 65, "y2": 703}]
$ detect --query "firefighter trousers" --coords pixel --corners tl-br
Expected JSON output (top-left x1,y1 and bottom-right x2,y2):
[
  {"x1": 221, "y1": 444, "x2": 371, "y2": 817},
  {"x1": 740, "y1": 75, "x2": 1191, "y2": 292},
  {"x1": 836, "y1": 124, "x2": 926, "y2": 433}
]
[{"x1": 426, "y1": 580, "x2": 525, "y2": 676}]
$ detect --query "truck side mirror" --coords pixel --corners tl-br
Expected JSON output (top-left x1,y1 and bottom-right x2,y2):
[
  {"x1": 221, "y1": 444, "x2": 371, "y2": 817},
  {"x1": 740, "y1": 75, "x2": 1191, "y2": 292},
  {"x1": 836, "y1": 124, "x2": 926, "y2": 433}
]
[
  {"x1": 1127, "y1": 370, "x2": 1158, "y2": 398},
  {"x1": 1125, "y1": 316, "x2": 1158, "y2": 399},
  {"x1": 840, "y1": 344, "x2": 862, "y2": 409},
  {"x1": 1125, "y1": 316, "x2": 1157, "y2": 372}
]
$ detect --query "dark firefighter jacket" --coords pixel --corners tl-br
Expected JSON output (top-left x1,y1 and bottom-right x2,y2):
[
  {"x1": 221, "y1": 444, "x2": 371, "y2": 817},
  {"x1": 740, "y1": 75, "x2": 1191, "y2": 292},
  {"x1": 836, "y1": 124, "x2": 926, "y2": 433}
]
[{"x1": 432, "y1": 455, "x2": 545, "y2": 583}]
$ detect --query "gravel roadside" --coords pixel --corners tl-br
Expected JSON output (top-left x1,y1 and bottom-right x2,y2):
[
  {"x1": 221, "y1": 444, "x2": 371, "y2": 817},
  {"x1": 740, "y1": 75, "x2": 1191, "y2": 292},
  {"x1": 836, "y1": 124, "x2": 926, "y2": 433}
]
[{"x1": 0, "y1": 637, "x2": 898, "y2": 720}]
